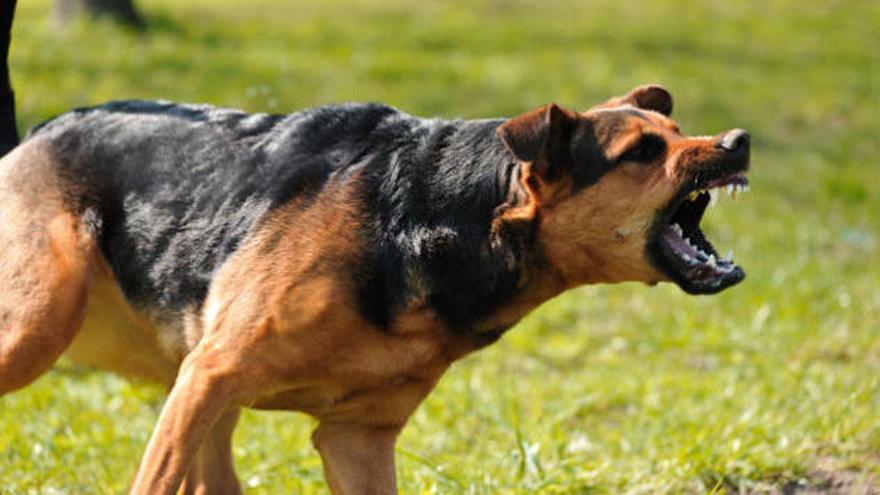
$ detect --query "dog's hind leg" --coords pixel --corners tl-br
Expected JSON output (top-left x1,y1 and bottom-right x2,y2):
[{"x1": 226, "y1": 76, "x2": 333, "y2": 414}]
[
  {"x1": 0, "y1": 143, "x2": 96, "y2": 395},
  {"x1": 180, "y1": 407, "x2": 243, "y2": 495}
]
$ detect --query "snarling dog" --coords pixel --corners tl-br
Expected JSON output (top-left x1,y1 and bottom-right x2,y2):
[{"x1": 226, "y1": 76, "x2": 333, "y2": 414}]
[{"x1": 0, "y1": 85, "x2": 749, "y2": 494}]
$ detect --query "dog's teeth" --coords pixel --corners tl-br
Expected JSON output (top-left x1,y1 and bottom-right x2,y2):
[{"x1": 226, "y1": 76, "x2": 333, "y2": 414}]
[
  {"x1": 743, "y1": 184, "x2": 750, "y2": 192},
  {"x1": 708, "y1": 189, "x2": 719, "y2": 208},
  {"x1": 685, "y1": 255, "x2": 701, "y2": 266},
  {"x1": 707, "y1": 254, "x2": 717, "y2": 267},
  {"x1": 725, "y1": 249, "x2": 734, "y2": 261},
  {"x1": 672, "y1": 223, "x2": 683, "y2": 236},
  {"x1": 726, "y1": 184, "x2": 735, "y2": 196}
]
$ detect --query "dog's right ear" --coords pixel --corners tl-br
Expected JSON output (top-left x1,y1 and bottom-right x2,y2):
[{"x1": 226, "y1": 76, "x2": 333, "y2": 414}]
[
  {"x1": 496, "y1": 103, "x2": 577, "y2": 180},
  {"x1": 592, "y1": 84, "x2": 673, "y2": 116}
]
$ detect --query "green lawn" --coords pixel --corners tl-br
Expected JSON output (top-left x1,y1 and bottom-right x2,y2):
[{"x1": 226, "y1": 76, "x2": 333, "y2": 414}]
[{"x1": 2, "y1": 0, "x2": 879, "y2": 493}]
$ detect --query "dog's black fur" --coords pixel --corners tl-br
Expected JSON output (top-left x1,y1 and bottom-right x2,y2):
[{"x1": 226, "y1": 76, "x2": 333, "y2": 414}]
[
  {"x1": 29, "y1": 101, "x2": 559, "y2": 334},
  {"x1": 0, "y1": 0, "x2": 19, "y2": 156}
]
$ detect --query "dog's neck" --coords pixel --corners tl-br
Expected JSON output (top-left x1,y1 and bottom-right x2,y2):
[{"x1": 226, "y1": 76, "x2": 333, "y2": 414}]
[{"x1": 358, "y1": 116, "x2": 566, "y2": 338}]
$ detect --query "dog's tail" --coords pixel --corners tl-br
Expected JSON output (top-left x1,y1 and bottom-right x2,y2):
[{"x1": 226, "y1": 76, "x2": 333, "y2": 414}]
[{"x1": 0, "y1": 0, "x2": 19, "y2": 157}]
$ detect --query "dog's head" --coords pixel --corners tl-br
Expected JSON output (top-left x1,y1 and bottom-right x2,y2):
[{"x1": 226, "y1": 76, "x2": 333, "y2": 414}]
[{"x1": 497, "y1": 85, "x2": 750, "y2": 294}]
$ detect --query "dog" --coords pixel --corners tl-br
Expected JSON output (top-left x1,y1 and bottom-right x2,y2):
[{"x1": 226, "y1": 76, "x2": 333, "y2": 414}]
[{"x1": 0, "y1": 84, "x2": 750, "y2": 494}]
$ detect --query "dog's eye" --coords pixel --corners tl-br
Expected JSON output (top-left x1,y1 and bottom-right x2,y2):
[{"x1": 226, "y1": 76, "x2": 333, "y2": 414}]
[{"x1": 618, "y1": 134, "x2": 667, "y2": 164}]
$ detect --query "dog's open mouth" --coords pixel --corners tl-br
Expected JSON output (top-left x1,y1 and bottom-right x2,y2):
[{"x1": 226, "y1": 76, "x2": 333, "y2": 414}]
[{"x1": 651, "y1": 172, "x2": 749, "y2": 294}]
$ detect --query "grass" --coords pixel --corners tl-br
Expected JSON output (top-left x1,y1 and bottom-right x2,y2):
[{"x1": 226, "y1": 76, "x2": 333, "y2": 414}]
[{"x1": 2, "y1": 0, "x2": 879, "y2": 493}]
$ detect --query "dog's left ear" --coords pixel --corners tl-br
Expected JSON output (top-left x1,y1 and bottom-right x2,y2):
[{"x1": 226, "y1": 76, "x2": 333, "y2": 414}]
[
  {"x1": 594, "y1": 84, "x2": 673, "y2": 116},
  {"x1": 496, "y1": 103, "x2": 577, "y2": 181}
]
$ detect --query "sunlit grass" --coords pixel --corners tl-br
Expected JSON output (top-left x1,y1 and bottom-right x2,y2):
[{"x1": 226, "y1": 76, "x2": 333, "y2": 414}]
[{"x1": 2, "y1": 0, "x2": 879, "y2": 493}]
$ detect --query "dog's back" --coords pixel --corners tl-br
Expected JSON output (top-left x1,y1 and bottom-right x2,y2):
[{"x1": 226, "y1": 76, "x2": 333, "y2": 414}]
[{"x1": 25, "y1": 101, "x2": 413, "y2": 313}]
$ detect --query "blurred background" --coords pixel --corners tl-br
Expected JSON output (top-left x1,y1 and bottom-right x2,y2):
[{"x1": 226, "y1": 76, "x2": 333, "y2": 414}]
[{"x1": 1, "y1": 0, "x2": 878, "y2": 493}]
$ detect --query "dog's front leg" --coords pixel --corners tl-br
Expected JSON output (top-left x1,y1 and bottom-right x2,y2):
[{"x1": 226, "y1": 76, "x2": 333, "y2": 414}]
[
  {"x1": 312, "y1": 421, "x2": 402, "y2": 495},
  {"x1": 180, "y1": 407, "x2": 242, "y2": 495},
  {"x1": 130, "y1": 348, "x2": 241, "y2": 495}
]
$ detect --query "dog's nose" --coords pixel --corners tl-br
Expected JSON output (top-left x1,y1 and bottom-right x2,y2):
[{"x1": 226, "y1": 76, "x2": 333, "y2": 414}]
[{"x1": 716, "y1": 129, "x2": 750, "y2": 152}]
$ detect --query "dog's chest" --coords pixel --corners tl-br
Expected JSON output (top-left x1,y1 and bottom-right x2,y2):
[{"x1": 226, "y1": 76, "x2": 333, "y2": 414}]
[{"x1": 244, "y1": 302, "x2": 474, "y2": 421}]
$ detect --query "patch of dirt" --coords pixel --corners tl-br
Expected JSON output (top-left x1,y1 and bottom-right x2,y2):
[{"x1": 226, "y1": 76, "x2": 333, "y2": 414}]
[
  {"x1": 775, "y1": 468, "x2": 880, "y2": 495},
  {"x1": 719, "y1": 458, "x2": 880, "y2": 495}
]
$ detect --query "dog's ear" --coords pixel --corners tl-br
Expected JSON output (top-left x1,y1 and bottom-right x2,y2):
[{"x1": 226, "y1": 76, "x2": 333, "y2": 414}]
[
  {"x1": 496, "y1": 103, "x2": 577, "y2": 180},
  {"x1": 594, "y1": 84, "x2": 673, "y2": 116}
]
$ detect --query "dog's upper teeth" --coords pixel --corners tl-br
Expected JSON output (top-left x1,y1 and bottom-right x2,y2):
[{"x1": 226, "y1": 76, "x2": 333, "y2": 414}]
[
  {"x1": 725, "y1": 249, "x2": 734, "y2": 262},
  {"x1": 672, "y1": 223, "x2": 683, "y2": 236},
  {"x1": 707, "y1": 254, "x2": 717, "y2": 267},
  {"x1": 708, "y1": 189, "x2": 719, "y2": 208}
]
